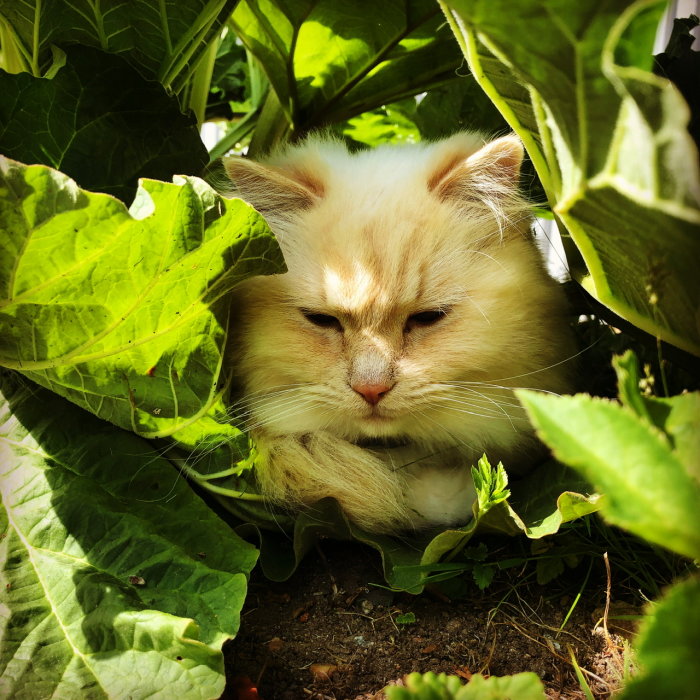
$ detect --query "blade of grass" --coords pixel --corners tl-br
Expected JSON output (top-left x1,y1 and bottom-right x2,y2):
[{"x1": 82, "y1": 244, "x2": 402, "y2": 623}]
[
  {"x1": 569, "y1": 646, "x2": 596, "y2": 700},
  {"x1": 557, "y1": 559, "x2": 594, "y2": 636}
]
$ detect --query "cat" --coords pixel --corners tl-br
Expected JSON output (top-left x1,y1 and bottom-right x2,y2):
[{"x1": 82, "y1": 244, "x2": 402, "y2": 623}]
[{"x1": 223, "y1": 132, "x2": 575, "y2": 534}]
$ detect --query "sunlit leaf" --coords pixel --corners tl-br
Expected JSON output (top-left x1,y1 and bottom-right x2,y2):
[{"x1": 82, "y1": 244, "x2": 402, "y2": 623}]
[
  {"x1": 231, "y1": 0, "x2": 462, "y2": 136},
  {"x1": 620, "y1": 576, "x2": 700, "y2": 700},
  {"x1": 0, "y1": 158, "x2": 284, "y2": 441},
  {"x1": 517, "y1": 385, "x2": 700, "y2": 560}
]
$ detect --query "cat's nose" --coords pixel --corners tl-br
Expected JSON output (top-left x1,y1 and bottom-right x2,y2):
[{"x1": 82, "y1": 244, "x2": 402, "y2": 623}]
[{"x1": 352, "y1": 382, "x2": 394, "y2": 405}]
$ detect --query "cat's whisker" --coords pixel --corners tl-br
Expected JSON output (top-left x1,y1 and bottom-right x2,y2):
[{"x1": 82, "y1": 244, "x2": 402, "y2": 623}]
[
  {"x1": 229, "y1": 385, "x2": 333, "y2": 414},
  {"x1": 459, "y1": 338, "x2": 598, "y2": 386},
  {"x1": 463, "y1": 293, "x2": 491, "y2": 324},
  {"x1": 409, "y1": 406, "x2": 482, "y2": 455},
  {"x1": 460, "y1": 381, "x2": 563, "y2": 397},
  {"x1": 429, "y1": 396, "x2": 513, "y2": 418},
  {"x1": 231, "y1": 391, "x2": 312, "y2": 413},
  {"x1": 440, "y1": 379, "x2": 555, "y2": 396},
  {"x1": 229, "y1": 397, "x2": 312, "y2": 423},
  {"x1": 462, "y1": 247, "x2": 509, "y2": 275},
  {"x1": 427, "y1": 401, "x2": 513, "y2": 422},
  {"x1": 239, "y1": 397, "x2": 325, "y2": 425},
  {"x1": 237, "y1": 398, "x2": 327, "y2": 432},
  {"x1": 226, "y1": 385, "x2": 314, "y2": 414},
  {"x1": 436, "y1": 385, "x2": 526, "y2": 412}
]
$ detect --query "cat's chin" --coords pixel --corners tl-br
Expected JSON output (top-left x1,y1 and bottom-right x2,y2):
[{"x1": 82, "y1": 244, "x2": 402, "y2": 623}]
[{"x1": 343, "y1": 413, "x2": 417, "y2": 444}]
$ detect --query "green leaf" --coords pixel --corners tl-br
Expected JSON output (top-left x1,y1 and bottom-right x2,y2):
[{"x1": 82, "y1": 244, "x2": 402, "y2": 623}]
[
  {"x1": 517, "y1": 388, "x2": 700, "y2": 560},
  {"x1": 230, "y1": 0, "x2": 462, "y2": 138},
  {"x1": 227, "y1": 457, "x2": 599, "y2": 593},
  {"x1": 336, "y1": 100, "x2": 421, "y2": 148},
  {"x1": 413, "y1": 75, "x2": 508, "y2": 140},
  {"x1": 535, "y1": 557, "x2": 565, "y2": 586},
  {"x1": 459, "y1": 673, "x2": 546, "y2": 700},
  {"x1": 441, "y1": 0, "x2": 700, "y2": 355},
  {"x1": 386, "y1": 671, "x2": 464, "y2": 699},
  {"x1": 620, "y1": 576, "x2": 700, "y2": 700},
  {"x1": 0, "y1": 46, "x2": 209, "y2": 203},
  {"x1": 472, "y1": 563, "x2": 495, "y2": 590},
  {"x1": 0, "y1": 158, "x2": 284, "y2": 443},
  {"x1": 471, "y1": 454, "x2": 510, "y2": 514},
  {"x1": 0, "y1": 0, "x2": 237, "y2": 91},
  {"x1": 0, "y1": 374, "x2": 258, "y2": 698},
  {"x1": 385, "y1": 670, "x2": 546, "y2": 700},
  {"x1": 613, "y1": 351, "x2": 700, "y2": 480},
  {"x1": 394, "y1": 612, "x2": 417, "y2": 625}
]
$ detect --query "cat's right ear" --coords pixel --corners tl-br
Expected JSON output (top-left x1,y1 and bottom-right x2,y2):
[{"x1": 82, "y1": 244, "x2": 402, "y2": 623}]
[
  {"x1": 427, "y1": 133, "x2": 524, "y2": 202},
  {"x1": 223, "y1": 157, "x2": 324, "y2": 216}
]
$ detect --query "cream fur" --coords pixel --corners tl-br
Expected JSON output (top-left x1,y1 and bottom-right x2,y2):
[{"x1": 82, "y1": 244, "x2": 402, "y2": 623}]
[{"x1": 224, "y1": 133, "x2": 575, "y2": 533}]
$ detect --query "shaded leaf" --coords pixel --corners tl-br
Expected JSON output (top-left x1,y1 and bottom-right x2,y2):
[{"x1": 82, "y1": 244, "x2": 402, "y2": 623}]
[
  {"x1": 442, "y1": 0, "x2": 700, "y2": 355},
  {"x1": 0, "y1": 374, "x2": 258, "y2": 698},
  {"x1": 620, "y1": 576, "x2": 700, "y2": 700},
  {"x1": 394, "y1": 612, "x2": 417, "y2": 625},
  {"x1": 0, "y1": 46, "x2": 209, "y2": 203},
  {"x1": 535, "y1": 557, "x2": 565, "y2": 586},
  {"x1": 224, "y1": 457, "x2": 599, "y2": 593},
  {"x1": 472, "y1": 563, "x2": 495, "y2": 590},
  {"x1": 413, "y1": 74, "x2": 508, "y2": 140},
  {"x1": 0, "y1": 0, "x2": 237, "y2": 92}
]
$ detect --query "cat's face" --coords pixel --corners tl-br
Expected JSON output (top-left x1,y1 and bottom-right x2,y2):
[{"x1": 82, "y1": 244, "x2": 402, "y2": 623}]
[{"x1": 227, "y1": 134, "x2": 574, "y2": 456}]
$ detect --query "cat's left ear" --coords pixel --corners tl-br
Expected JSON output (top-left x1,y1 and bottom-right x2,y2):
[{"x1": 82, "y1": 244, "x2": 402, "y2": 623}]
[{"x1": 428, "y1": 133, "x2": 524, "y2": 202}]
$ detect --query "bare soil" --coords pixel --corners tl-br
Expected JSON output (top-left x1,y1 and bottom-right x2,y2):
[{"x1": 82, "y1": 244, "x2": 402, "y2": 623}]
[{"x1": 222, "y1": 540, "x2": 637, "y2": 699}]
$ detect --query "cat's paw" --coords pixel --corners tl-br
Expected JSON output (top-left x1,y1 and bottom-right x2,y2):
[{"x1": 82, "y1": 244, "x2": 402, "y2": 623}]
[
  {"x1": 404, "y1": 466, "x2": 475, "y2": 529},
  {"x1": 255, "y1": 431, "x2": 411, "y2": 532}
]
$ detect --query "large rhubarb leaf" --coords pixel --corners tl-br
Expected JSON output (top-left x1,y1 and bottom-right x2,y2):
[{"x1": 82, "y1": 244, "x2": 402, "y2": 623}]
[
  {"x1": 440, "y1": 0, "x2": 700, "y2": 355},
  {"x1": 0, "y1": 158, "x2": 284, "y2": 446},
  {"x1": 0, "y1": 374, "x2": 258, "y2": 698},
  {"x1": 0, "y1": 46, "x2": 209, "y2": 203}
]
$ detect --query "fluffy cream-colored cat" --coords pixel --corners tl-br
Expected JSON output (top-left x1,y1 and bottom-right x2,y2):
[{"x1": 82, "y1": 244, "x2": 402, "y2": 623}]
[{"x1": 224, "y1": 132, "x2": 575, "y2": 533}]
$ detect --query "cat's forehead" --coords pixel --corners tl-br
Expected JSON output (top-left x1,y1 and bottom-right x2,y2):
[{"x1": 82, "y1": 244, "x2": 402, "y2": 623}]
[{"x1": 288, "y1": 203, "x2": 469, "y2": 317}]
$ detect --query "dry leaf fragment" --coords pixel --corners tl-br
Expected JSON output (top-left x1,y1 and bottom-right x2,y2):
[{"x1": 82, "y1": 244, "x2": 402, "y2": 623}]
[
  {"x1": 310, "y1": 663, "x2": 338, "y2": 681},
  {"x1": 454, "y1": 666, "x2": 473, "y2": 680},
  {"x1": 267, "y1": 637, "x2": 285, "y2": 652},
  {"x1": 309, "y1": 664, "x2": 351, "y2": 682}
]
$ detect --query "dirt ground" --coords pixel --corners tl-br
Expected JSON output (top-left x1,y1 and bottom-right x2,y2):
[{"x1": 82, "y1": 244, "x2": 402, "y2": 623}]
[{"x1": 222, "y1": 540, "x2": 638, "y2": 700}]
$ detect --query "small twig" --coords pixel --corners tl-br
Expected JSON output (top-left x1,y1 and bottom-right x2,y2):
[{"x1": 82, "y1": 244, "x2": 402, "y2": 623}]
[
  {"x1": 603, "y1": 552, "x2": 612, "y2": 646},
  {"x1": 478, "y1": 629, "x2": 499, "y2": 675}
]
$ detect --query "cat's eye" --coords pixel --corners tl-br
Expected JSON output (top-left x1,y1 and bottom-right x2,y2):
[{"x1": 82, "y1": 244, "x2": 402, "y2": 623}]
[
  {"x1": 301, "y1": 310, "x2": 343, "y2": 332},
  {"x1": 405, "y1": 308, "x2": 449, "y2": 332}
]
